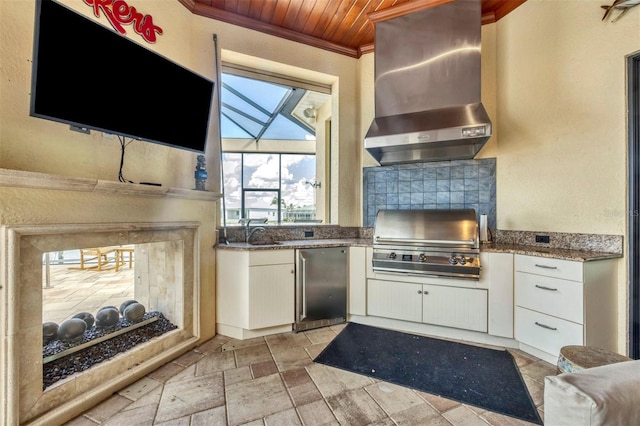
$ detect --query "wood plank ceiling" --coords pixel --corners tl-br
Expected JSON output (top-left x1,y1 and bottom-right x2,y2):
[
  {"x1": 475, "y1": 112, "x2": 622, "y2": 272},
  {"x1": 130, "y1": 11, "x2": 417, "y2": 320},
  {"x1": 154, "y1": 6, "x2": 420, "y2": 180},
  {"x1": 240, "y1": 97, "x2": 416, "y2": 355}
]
[{"x1": 178, "y1": 0, "x2": 527, "y2": 57}]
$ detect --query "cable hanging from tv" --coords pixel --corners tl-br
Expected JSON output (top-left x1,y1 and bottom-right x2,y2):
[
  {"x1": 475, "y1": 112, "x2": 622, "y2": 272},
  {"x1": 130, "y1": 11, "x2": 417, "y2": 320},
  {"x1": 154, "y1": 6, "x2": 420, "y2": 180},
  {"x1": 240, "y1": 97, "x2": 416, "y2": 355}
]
[{"x1": 118, "y1": 136, "x2": 134, "y2": 184}]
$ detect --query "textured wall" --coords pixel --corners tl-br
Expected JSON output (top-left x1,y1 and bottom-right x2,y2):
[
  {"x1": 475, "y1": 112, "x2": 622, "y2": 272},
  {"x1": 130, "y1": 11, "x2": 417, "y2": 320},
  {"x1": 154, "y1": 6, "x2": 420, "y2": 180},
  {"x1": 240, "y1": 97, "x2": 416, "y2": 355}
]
[{"x1": 495, "y1": 0, "x2": 638, "y2": 352}]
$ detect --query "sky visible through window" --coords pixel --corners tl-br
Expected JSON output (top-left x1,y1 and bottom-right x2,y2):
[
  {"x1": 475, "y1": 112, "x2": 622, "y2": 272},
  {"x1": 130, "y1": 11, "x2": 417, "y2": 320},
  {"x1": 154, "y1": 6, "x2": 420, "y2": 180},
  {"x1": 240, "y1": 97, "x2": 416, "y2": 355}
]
[
  {"x1": 222, "y1": 153, "x2": 316, "y2": 223},
  {"x1": 220, "y1": 71, "x2": 320, "y2": 223},
  {"x1": 220, "y1": 73, "x2": 315, "y2": 141}
]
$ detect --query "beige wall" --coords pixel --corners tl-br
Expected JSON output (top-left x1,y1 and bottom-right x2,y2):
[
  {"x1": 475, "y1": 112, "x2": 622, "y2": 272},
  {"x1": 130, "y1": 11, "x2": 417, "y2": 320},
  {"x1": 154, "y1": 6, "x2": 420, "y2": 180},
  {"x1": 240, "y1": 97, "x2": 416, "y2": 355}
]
[
  {"x1": 495, "y1": 0, "x2": 637, "y2": 235},
  {"x1": 0, "y1": 0, "x2": 362, "y2": 225},
  {"x1": 496, "y1": 0, "x2": 639, "y2": 352},
  {"x1": 0, "y1": 0, "x2": 212, "y2": 189}
]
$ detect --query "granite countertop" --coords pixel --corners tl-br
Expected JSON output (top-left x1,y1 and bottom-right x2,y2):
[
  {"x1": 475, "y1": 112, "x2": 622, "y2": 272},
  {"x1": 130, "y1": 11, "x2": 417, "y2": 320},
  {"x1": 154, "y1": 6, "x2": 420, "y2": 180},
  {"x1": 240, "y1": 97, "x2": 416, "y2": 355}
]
[
  {"x1": 216, "y1": 238, "x2": 621, "y2": 262},
  {"x1": 480, "y1": 242, "x2": 622, "y2": 262},
  {"x1": 216, "y1": 238, "x2": 372, "y2": 251}
]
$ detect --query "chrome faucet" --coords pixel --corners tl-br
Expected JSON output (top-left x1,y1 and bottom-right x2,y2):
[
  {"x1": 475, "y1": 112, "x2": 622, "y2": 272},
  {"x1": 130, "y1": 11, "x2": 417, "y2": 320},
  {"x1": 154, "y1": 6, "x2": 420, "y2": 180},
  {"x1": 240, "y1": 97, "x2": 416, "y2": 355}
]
[
  {"x1": 242, "y1": 218, "x2": 268, "y2": 243},
  {"x1": 247, "y1": 226, "x2": 266, "y2": 244}
]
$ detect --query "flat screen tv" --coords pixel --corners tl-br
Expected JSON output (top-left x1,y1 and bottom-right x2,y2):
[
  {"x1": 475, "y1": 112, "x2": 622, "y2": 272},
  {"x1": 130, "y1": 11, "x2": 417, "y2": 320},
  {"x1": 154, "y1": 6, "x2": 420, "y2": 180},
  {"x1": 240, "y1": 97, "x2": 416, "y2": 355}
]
[{"x1": 30, "y1": 0, "x2": 215, "y2": 153}]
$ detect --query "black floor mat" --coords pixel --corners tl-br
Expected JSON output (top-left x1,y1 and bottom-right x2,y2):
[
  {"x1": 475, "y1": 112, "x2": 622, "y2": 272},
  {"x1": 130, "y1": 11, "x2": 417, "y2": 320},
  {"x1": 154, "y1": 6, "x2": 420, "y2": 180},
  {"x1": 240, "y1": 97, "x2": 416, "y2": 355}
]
[{"x1": 314, "y1": 322, "x2": 542, "y2": 424}]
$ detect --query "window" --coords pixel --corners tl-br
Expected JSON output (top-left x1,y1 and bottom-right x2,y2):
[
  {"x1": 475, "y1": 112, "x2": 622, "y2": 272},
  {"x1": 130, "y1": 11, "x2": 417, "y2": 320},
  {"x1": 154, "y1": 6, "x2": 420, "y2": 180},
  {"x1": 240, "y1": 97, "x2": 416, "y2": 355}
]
[
  {"x1": 220, "y1": 65, "x2": 330, "y2": 224},
  {"x1": 222, "y1": 153, "x2": 317, "y2": 224}
]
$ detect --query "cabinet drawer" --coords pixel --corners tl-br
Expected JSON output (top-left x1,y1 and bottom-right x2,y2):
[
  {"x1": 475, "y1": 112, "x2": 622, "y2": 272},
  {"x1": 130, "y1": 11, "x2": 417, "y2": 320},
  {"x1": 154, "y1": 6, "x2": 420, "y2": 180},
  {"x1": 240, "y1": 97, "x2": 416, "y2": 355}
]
[
  {"x1": 515, "y1": 255, "x2": 583, "y2": 282},
  {"x1": 249, "y1": 249, "x2": 294, "y2": 266},
  {"x1": 515, "y1": 272, "x2": 584, "y2": 323},
  {"x1": 515, "y1": 307, "x2": 583, "y2": 357}
]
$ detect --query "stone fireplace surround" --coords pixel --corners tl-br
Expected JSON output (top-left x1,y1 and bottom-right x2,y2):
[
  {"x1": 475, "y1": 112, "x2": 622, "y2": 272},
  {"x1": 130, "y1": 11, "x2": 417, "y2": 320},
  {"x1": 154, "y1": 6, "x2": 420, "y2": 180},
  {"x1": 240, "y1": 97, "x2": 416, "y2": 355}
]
[
  {"x1": 1, "y1": 221, "x2": 200, "y2": 425},
  {"x1": 0, "y1": 221, "x2": 200, "y2": 424}
]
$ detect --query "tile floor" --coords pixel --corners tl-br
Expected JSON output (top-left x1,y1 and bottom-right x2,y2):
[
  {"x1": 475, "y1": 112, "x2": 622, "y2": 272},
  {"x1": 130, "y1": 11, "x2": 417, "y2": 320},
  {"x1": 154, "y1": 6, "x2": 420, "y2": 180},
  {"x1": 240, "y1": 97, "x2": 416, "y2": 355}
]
[
  {"x1": 63, "y1": 325, "x2": 554, "y2": 426},
  {"x1": 43, "y1": 257, "x2": 555, "y2": 426},
  {"x1": 43, "y1": 262, "x2": 135, "y2": 324}
]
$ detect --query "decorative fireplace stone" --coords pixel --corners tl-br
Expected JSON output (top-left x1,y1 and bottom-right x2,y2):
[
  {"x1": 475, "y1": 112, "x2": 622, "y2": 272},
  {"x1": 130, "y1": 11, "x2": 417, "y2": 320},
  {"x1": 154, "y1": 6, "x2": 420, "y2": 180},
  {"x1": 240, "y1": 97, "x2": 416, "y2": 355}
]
[{"x1": 0, "y1": 222, "x2": 201, "y2": 425}]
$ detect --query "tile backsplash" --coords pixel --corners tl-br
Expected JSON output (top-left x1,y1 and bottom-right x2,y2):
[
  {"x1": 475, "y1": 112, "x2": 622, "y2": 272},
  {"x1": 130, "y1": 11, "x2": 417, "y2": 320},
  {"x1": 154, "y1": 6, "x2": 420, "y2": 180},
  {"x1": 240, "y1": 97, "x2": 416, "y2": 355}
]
[{"x1": 363, "y1": 158, "x2": 496, "y2": 228}]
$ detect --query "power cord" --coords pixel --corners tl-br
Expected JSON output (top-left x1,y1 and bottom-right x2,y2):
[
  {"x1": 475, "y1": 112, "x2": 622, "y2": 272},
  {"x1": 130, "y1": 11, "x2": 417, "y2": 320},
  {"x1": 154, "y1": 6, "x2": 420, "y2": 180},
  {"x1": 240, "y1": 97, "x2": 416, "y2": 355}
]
[{"x1": 118, "y1": 136, "x2": 134, "y2": 184}]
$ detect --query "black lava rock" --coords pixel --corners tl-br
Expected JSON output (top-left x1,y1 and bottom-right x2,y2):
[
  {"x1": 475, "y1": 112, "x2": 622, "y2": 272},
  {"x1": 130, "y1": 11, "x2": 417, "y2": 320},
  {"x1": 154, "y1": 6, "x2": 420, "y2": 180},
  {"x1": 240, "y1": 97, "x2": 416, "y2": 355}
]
[{"x1": 43, "y1": 312, "x2": 177, "y2": 389}]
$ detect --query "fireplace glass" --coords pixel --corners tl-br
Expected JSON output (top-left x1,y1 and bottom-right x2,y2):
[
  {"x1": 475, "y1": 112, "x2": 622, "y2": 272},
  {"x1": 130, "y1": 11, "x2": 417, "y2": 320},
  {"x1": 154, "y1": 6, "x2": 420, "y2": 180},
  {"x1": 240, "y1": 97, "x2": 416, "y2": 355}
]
[{"x1": 41, "y1": 242, "x2": 182, "y2": 388}]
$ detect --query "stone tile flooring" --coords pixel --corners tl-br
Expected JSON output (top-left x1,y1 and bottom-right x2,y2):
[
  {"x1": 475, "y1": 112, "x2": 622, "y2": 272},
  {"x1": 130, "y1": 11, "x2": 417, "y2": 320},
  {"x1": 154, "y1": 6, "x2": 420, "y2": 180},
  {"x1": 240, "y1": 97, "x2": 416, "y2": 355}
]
[
  {"x1": 43, "y1": 257, "x2": 554, "y2": 425},
  {"x1": 64, "y1": 324, "x2": 554, "y2": 426},
  {"x1": 43, "y1": 264, "x2": 135, "y2": 324}
]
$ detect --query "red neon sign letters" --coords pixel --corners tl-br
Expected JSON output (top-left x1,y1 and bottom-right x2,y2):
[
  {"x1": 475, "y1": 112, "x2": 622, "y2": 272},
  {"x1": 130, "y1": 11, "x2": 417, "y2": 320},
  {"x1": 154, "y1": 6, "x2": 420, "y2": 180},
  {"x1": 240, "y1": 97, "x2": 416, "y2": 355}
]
[{"x1": 83, "y1": 0, "x2": 163, "y2": 44}]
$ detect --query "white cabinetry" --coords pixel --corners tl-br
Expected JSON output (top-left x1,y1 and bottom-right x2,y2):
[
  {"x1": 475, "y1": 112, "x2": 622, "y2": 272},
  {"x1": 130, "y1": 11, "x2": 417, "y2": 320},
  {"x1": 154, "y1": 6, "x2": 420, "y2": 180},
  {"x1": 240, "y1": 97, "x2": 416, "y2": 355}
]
[
  {"x1": 348, "y1": 246, "x2": 367, "y2": 316},
  {"x1": 368, "y1": 279, "x2": 422, "y2": 322},
  {"x1": 367, "y1": 278, "x2": 488, "y2": 332},
  {"x1": 514, "y1": 255, "x2": 617, "y2": 363},
  {"x1": 216, "y1": 249, "x2": 295, "y2": 339},
  {"x1": 480, "y1": 252, "x2": 514, "y2": 338}
]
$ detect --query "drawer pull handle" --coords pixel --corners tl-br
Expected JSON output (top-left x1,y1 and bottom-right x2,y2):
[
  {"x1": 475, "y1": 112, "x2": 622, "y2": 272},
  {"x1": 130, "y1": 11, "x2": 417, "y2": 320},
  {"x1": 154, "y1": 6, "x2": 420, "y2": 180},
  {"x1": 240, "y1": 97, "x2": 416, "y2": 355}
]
[
  {"x1": 534, "y1": 264, "x2": 558, "y2": 270},
  {"x1": 535, "y1": 321, "x2": 558, "y2": 331},
  {"x1": 535, "y1": 284, "x2": 558, "y2": 291}
]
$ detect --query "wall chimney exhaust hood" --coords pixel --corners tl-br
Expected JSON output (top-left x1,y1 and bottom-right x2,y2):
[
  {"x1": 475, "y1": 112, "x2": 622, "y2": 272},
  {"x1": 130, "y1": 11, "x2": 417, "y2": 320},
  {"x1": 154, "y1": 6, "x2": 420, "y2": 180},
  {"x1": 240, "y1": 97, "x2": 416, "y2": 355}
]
[{"x1": 365, "y1": 0, "x2": 492, "y2": 165}]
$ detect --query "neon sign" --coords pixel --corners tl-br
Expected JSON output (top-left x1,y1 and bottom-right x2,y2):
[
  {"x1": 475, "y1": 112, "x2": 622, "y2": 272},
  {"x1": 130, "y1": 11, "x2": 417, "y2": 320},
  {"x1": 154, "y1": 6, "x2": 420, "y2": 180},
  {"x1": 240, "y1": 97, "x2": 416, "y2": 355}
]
[{"x1": 83, "y1": 0, "x2": 163, "y2": 43}]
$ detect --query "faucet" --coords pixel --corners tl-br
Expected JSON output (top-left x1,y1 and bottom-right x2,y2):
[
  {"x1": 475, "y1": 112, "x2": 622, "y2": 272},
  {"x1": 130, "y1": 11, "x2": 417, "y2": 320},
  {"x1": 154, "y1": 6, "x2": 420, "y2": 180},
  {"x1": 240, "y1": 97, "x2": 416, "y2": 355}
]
[
  {"x1": 246, "y1": 226, "x2": 266, "y2": 244},
  {"x1": 241, "y1": 218, "x2": 268, "y2": 243}
]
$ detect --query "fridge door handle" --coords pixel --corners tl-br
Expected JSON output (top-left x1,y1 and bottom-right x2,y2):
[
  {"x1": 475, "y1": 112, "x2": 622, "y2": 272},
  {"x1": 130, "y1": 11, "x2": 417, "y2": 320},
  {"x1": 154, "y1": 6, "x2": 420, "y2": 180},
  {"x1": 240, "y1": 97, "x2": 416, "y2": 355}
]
[{"x1": 299, "y1": 252, "x2": 307, "y2": 322}]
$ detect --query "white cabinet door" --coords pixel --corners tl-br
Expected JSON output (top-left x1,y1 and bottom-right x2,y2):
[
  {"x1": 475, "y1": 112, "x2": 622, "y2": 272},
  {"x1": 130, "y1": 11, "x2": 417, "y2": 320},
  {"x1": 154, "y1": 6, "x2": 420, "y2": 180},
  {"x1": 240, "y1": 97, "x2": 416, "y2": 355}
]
[
  {"x1": 367, "y1": 279, "x2": 422, "y2": 322},
  {"x1": 216, "y1": 250, "x2": 249, "y2": 327},
  {"x1": 248, "y1": 263, "x2": 295, "y2": 329},
  {"x1": 348, "y1": 246, "x2": 367, "y2": 316},
  {"x1": 422, "y1": 284, "x2": 488, "y2": 332},
  {"x1": 217, "y1": 249, "x2": 294, "y2": 332},
  {"x1": 480, "y1": 252, "x2": 514, "y2": 338}
]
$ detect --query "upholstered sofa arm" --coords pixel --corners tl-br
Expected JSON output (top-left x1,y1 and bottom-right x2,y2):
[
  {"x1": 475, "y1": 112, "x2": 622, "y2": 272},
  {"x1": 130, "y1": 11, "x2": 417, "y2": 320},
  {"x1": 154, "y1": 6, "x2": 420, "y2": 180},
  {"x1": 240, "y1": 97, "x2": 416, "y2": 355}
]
[{"x1": 544, "y1": 360, "x2": 640, "y2": 426}]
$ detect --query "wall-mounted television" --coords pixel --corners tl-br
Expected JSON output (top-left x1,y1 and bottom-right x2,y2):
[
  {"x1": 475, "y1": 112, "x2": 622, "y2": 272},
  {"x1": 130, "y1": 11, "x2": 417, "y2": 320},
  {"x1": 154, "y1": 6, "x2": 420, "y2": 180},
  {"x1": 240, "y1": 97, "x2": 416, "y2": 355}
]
[{"x1": 30, "y1": 0, "x2": 215, "y2": 153}]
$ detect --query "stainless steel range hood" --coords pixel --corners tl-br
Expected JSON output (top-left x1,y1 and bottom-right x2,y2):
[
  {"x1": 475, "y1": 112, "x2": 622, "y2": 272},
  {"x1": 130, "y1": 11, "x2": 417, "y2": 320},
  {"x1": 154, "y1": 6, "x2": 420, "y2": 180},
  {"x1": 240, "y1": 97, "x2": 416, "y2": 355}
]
[{"x1": 365, "y1": 0, "x2": 492, "y2": 165}]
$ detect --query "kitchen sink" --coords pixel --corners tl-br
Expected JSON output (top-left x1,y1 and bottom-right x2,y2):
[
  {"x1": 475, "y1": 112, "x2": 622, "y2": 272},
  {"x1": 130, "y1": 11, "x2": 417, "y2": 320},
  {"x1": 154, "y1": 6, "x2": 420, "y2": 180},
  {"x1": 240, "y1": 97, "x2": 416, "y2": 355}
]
[{"x1": 249, "y1": 241, "x2": 283, "y2": 246}]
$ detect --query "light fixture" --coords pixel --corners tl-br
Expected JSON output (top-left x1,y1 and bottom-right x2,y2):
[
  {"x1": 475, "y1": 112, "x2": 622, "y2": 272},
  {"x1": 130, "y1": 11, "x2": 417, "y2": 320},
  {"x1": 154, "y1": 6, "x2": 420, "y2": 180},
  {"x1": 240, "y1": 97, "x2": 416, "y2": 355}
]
[{"x1": 303, "y1": 106, "x2": 317, "y2": 120}]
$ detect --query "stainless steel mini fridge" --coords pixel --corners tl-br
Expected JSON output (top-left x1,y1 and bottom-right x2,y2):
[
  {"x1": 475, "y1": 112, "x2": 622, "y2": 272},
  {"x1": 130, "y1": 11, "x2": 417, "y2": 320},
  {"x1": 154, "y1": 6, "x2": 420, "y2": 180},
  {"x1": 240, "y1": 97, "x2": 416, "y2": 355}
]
[{"x1": 294, "y1": 247, "x2": 347, "y2": 332}]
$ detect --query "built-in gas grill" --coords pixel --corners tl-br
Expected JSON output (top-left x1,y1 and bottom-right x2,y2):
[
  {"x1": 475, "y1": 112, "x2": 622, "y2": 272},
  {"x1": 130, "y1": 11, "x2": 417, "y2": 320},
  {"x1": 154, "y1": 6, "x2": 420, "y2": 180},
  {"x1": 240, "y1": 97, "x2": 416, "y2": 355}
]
[{"x1": 372, "y1": 209, "x2": 481, "y2": 280}]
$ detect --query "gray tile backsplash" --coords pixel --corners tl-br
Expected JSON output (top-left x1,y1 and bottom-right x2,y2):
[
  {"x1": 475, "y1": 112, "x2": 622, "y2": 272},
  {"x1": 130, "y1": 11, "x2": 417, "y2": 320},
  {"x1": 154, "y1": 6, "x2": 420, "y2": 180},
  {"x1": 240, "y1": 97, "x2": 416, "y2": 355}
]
[{"x1": 363, "y1": 158, "x2": 496, "y2": 228}]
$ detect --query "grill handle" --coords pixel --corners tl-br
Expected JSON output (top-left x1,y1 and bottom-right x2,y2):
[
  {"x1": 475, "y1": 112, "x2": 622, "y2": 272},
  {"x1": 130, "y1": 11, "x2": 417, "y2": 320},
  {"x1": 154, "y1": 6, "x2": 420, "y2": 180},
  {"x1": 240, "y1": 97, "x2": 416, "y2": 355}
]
[{"x1": 375, "y1": 237, "x2": 476, "y2": 246}]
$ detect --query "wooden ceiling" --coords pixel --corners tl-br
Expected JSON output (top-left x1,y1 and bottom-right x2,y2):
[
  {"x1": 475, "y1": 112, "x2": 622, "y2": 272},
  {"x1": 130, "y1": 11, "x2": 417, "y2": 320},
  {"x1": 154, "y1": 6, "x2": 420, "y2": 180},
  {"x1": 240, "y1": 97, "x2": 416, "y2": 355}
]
[{"x1": 178, "y1": 0, "x2": 527, "y2": 57}]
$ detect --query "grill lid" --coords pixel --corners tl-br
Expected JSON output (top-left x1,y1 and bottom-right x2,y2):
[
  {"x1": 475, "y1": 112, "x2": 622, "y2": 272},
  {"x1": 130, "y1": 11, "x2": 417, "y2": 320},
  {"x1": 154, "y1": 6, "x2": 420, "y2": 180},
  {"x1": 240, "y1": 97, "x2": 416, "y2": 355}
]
[{"x1": 374, "y1": 209, "x2": 479, "y2": 249}]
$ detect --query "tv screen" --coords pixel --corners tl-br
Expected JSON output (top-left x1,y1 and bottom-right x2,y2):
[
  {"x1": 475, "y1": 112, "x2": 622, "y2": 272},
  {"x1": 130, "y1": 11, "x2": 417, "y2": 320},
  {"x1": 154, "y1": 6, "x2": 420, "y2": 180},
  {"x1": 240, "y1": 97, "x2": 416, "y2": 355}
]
[{"x1": 30, "y1": 0, "x2": 215, "y2": 153}]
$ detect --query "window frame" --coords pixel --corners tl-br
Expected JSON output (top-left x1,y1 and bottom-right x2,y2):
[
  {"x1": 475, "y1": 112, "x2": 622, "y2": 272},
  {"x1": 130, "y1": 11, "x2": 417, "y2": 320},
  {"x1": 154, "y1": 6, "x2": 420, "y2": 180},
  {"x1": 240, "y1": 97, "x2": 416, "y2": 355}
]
[{"x1": 220, "y1": 63, "x2": 328, "y2": 225}]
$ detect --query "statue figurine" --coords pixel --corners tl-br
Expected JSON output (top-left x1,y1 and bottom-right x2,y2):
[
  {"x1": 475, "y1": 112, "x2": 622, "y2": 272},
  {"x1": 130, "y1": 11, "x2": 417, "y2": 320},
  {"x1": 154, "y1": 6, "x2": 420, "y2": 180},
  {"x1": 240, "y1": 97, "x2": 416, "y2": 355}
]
[{"x1": 194, "y1": 155, "x2": 207, "y2": 191}]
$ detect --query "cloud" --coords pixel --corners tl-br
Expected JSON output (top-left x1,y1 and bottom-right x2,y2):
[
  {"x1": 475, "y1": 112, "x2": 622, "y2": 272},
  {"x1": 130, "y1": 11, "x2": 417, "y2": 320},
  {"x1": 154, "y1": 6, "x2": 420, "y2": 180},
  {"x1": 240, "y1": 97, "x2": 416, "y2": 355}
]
[{"x1": 223, "y1": 153, "x2": 316, "y2": 210}]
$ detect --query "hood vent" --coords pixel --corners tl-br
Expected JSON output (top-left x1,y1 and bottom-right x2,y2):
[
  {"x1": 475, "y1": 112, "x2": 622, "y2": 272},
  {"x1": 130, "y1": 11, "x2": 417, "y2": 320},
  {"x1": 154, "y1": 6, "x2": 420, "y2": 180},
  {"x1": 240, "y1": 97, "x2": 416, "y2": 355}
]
[{"x1": 365, "y1": 0, "x2": 492, "y2": 165}]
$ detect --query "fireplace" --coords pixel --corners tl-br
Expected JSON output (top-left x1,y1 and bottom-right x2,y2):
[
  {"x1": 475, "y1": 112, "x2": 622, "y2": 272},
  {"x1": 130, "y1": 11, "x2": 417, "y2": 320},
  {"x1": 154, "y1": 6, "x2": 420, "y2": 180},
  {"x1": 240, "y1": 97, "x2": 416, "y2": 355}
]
[{"x1": 1, "y1": 222, "x2": 201, "y2": 425}]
